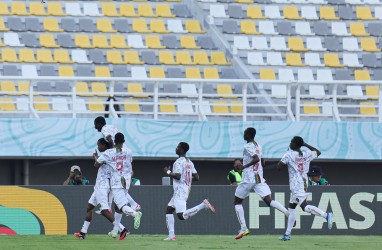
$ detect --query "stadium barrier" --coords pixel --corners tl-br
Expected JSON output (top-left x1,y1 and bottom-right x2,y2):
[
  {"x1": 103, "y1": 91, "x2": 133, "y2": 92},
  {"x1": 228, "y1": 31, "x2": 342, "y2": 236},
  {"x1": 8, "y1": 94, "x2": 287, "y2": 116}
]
[{"x1": 1, "y1": 186, "x2": 381, "y2": 235}]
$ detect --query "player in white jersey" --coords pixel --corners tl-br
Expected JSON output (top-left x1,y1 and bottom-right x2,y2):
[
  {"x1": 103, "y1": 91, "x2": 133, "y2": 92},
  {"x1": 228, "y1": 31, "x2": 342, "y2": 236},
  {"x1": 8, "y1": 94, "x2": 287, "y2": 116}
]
[
  {"x1": 234, "y1": 127, "x2": 290, "y2": 240},
  {"x1": 96, "y1": 132, "x2": 143, "y2": 239},
  {"x1": 277, "y1": 136, "x2": 333, "y2": 241},
  {"x1": 163, "y1": 142, "x2": 216, "y2": 241},
  {"x1": 74, "y1": 138, "x2": 129, "y2": 240}
]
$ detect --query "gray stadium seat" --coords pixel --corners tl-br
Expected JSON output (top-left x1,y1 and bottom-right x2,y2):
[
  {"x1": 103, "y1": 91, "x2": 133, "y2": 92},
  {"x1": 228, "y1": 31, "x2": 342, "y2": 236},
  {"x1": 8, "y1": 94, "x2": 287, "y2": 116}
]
[
  {"x1": 77, "y1": 65, "x2": 93, "y2": 77},
  {"x1": 277, "y1": 22, "x2": 295, "y2": 36},
  {"x1": 25, "y1": 18, "x2": 44, "y2": 32},
  {"x1": 37, "y1": 82, "x2": 53, "y2": 92},
  {"x1": 335, "y1": 69, "x2": 352, "y2": 80},
  {"x1": 374, "y1": 70, "x2": 382, "y2": 80},
  {"x1": 57, "y1": 34, "x2": 76, "y2": 48},
  {"x1": 197, "y1": 36, "x2": 217, "y2": 50},
  {"x1": 173, "y1": 4, "x2": 192, "y2": 18},
  {"x1": 368, "y1": 23, "x2": 382, "y2": 37},
  {"x1": 40, "y1": 65, "x2": 57, "y2": 76},
  {"x1": 163, "y1": 35, "x2": 181, "y2": 49},
  {"x1": 221, "y1": 68, "x2": 236, "y2": 79},
  {"x1": 7, "y1": 17, "x2": 26, "y2": 32},
  {"x1": 168, "y1": 68, "x2": 184, "y2": 78},
  {"x1": 362, "y1": 54, "x2": 379, "y2": 68},
  {"x1": 62, "y1": 18, "x2": 79, "y2": 32},
  {"x1": 163, "y1": 84, "x2": 179, "y2": 93},
  {"x1": 55, "y1": 82, "x2": 71, "y2": 93},
  {"x1": 338, "y1": 6, "x2": 356, "y2": 20},
  {"x1": 228, "y1": 5, "x2": 245, "y2": 19},
  {"x1": 223, "y1": 20, "x2": 240, "y2": 34},
  {"x1": 79, "y1": 19, "x2": 96, "y2": 33},
  {"x1": 22, "y1": 33, "x2": 40, "y2": 48},
  {"x1": 314, "y1": 22, "x2": 332, "y2": 36},
  {"x1": 324, "y1": 37, "x2": 342, "y2": 51},
  {"x1": 141, "y1": 51, "x2": 159, "y2": 65},
  {"x1": 114, "y1": 19, "x2": 130, "y2": 33},
  {"x1": 3, "y1": 65, "x2": 19, "y2": 76},
  {"x1": 327, "y1": 0, "x2": 346, "y2": 4},
  {"x1": 113, "y1": 66, "x2": 130, "y2": 77},
  {"x1": 88, "y1": 50, "x2": 106, "y2": 64},
  {"x1": 114, "y1": 83, "x2": 125, "y2": 94}
]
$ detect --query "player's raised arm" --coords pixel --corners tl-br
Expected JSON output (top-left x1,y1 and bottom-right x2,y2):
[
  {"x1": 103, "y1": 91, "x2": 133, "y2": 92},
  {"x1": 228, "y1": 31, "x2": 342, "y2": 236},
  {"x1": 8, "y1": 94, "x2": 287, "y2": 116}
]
[
  {"x1": 303, "y1": 142, "x2": 321, "y2": 157},
  {"x1": 164, "y1": 166, "x2": 181, "y2": 180},
  {"x1": 105, "y1": 135, "x2": 114, "y2": 148}
]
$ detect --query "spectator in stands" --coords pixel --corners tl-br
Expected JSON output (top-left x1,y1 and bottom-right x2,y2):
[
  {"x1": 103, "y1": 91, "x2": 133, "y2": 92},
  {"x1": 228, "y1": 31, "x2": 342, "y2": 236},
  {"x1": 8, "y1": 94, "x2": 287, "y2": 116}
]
[
  {"x1": 63, "y1": 165, "x2": 90, "y2": 185},
  {"x1": 105, "y1": 96, "x2": 121, "y2": 118},
  {"x1": 307, "y1": 166, "x2": 329, "y2": 186},
  {"x1": 132, "y1": 169, "x2": 141, "y2": 186},
  {"x1": 227, "y1": 159, "x2": 243, "y2": 186}
]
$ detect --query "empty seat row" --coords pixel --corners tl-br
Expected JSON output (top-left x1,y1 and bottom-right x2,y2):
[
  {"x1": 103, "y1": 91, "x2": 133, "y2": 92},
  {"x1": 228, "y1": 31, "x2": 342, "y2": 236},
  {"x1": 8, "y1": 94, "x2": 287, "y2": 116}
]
[
  {"x1": 302, "y1": 101, "x2": 377, "y2": 116},
  {"x1": 0, "y1": 18, "x2": 205, "y2": 34}
]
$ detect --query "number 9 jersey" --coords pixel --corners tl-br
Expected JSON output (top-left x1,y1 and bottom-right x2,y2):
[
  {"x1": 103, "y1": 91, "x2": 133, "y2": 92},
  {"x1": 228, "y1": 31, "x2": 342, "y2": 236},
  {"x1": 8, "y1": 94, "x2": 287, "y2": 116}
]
[{"x1": 172, "y1": 157, "x2": 197, "y2": 200}]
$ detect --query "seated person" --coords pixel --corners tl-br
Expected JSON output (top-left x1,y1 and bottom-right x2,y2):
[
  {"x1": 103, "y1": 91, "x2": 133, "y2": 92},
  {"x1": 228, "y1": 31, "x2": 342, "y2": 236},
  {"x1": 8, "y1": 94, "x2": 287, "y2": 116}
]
[
  {"x1": 308, "y1": 166, "x2": 329, "y2": 186},
  {"x1": 63, "y1": 165, "x2": 89, "y2": 186},
  {"x1": 227, "y1": 159, "x2": 243, "y2": 186}
]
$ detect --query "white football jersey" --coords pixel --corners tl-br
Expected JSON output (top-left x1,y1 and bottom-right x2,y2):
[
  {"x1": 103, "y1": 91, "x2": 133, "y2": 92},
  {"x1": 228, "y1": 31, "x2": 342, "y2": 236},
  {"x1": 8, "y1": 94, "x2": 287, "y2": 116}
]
[
  {"x1": 242, "y1": 141, "x2": 265, "y2": 184},
  {"x1": 94, "y1": 151, "x2": 112, "y2": 189},
  {"x1": 172, "y1": 157, "x2": 197, "y2": 199},
  {"x1": 101, "y1": 124, "x2": 119, "y2": 142}
]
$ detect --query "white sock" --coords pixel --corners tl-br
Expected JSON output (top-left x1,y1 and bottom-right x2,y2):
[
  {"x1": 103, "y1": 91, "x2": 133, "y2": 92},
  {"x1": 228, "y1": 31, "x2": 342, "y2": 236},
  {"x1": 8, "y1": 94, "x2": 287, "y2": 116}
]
[
  {"x1": 270, "y1": 200, "x2": 289, "y2": 217},
  {"x1": 166, "y1": 214, "x2": 175, "y2": 237},
  {"x1": 113, "y1": 212, "x2": 123, "y2": 232},
  {"x1": 108, "y1": 192, "x2": 113, "y2": 209},
  {"x1": 126, "y1": 193, "x2": 138, "y2": 210},
  {"x1": 122, "y1": 205, "x2": 137, "y2": 217},
  {"x1": 285, "y1": 208, "x2": 295, "y2": 235},
  {"x1": 81, "y1": 221, "x2": 90, "y2": 234},
  {"x1": 304, "y1": 205, "x2": 327, "y2": 218},
  {"x1": 183, "y1": 203, "x2": 205, "y2": 220},
  {"x1": 235, "y1": 204, "x2": 247, "y2": 230},
  {"x1": 114, "y1": 221, "x2": 124, "y2": 232}
]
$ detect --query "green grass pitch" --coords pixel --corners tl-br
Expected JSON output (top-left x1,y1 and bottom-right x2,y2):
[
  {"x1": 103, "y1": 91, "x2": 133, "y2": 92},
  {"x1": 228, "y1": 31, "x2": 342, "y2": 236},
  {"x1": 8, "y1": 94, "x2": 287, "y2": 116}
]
[{"x1": 0, "y1": 235, "x2": 380, "y2": 250}]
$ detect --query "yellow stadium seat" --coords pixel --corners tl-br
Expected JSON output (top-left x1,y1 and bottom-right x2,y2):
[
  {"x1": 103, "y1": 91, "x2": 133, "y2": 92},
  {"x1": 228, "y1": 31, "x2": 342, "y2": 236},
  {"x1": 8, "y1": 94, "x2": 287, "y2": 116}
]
[
  {"x1": 240, "y1": 21, "x2": 261, "y2": 35},
  {"x1": 185, "y1": 68, "x2": 201, "y2": 79},
  {"x1": 95, "y1": 66, "x2": 111, "y2": 77},
  {"x1": 186, "y1": 20, "x2": 206, "y2": 34},
  {"x1": 102, "y1": 3, "x2": 121, "y2": 17},
  {"x1": 355, "y1": 70, "x2": 371, "y2": 81},
  {"x1": 0, "y1": 3, "x2": 10, "y2": 15},
  {"x1": 350, "y1": 23, "x2": 369, "y2": 36},
  {"x1": 11, "y1": 2, "x2": 30, "y2": 16},
  {"x1": 204, "y1": 68, "x2": 219, "y2": 79},
  {"x1": 286, "y1": 53, "x2": 305, "y2": 66},
  {"x1": 19, "y1": 49, "x2": 36, "y2": 63},
  {"x1": 176, "y1": 51, "x2": 195, "y2": 65},
  {"x1": 120, "y1": 3, "x2": 138, "y2": 17},
  {"x1": 97, "y1": 19, "x2": 117, "y2": 33},
  {"x1": 47, "y1": 3, "x2": 67, "y2": 16},
  {"x1": 37, "y1": 50, "x2": 54, "y2": 63},
  {"x1": 288, "y1": 37, "x2": 308, "y2": 52},
  {"x1": 193, "y1": 51, "x2": 212, "y2": 65},
  {"x1": 145, "y1": 35, "x2": 166, "y2": 49},
  {"x1": 150, "y1": 20, "x2": 169, "y2": 33},
  {"x1": 361, "y1": 38, "x2": 381, "y2": 52},
  {"x1": 360, "y1": 102, "x2": 377, "y2": 115},
  {"x1": 1, "y1": 49, "x2": 18, "y2": 62},
  {"x1": 320, "y1": 7, "x2": 339, "y2": 20},
  {"x1": 124, "y1": 100, "x2": 141, "y2": 112},
  {"x1": 58, "y1": 66, "x2": 74, "y2": 77},
  {"x1": 284, "y1": 6, "x2": 302, "y2": 20},
  {"x1": 133, "y1": 19, "x2": 151, "y2": 33},
  {"x1": 43, "y1": 18, "x2": 64, "y2": 32},
  {"x1": 324, "y1": 54, "x2": 344, "y2": 67},
  {"x1": 211, "y1": 52, "x2": 231, "y2": 66},
  {"x1": 259, "y1": 69, "x2": 276, "y2": 80},
  {"x1": 149, "y1": 67, "x2": 166, "y2": 78},
  {"x1": 160, "y1": 100, "x2": 176, "y2": 113},
  {"x1": 180, "y1": 36, "x2": 201, "y2": 49},
  {"x1": 133, "y1": 0, "x2": 148, "y2": 2},
  {"x1": 110, "y1": 35, "x2": 130, "y2": 49},
  {"x1": 230, "y1": 101, "x2": 243, "y2": 113},
  {"x1": 212, "y1": 101, "x2": 229, "y2": 113},
  {"x1": 88, "y1": 98, "x2": 105, "y2": 112},
  {"x1": 128, "y1": 83, "x2": 148, "y2": 98},
  {"x1": 30, "y1": 2, "x2": 48, "y2": 16},
  {"x1": 304, "y1": 102, "x2": 320, "y2": 114},
  {"x1": 18, "y1": 82, "x2": 29, "y2": 95},
  {"x1": 356, "y1": 6, "x2": 376, "y2": 20},
  {"x1": 75, "y1": 35, "x2": 95, "y2": 49},
  {"x1": 40, "y1": 34, "x2": 60, "y2": 48},
  {"x1": 247, "y1": 6, "x2": 265, "y2": 19},
  {"x1": 236, "y1": 0, "x2": 254, "y2": 3},
  {"x1": 76, "y1": 82, "x2": 90, "y2": 96},
  {"x1": 124, "y1": 51, "x2": 144, "y2": 64},
  {"x1": 92, "y1": 82, "x2": 108, "y2": 97},
  {"x1": 166, "y1": 0, "x2": 182, "y2": 2},
  {"x1": 366, "y1": 86, "x2": 378, "y2": 100},
  {"x1": 54, "y1": 50, "x2": 73, "y2": 64},
  {"x1": 93, "y1": 35, "x2": 112, "y2": 48},
  {"x1": 1, "y1": 82, "x2": 17, "y2": 95},
  {"x1": 217, "y1": 84, "x2": 233, "y2": 98},
  {"x1": 107, "y1": 51, "x2": 124, "y2": 64},
  {"x1": 138, "y1": 4, "x2": 157, "y2": 17},
  {"x1": 0, "y1": 18, "x2": 10, "y2": 32},
  {"x1": 0, "y1": 98, "x2": 16, "y2": 111},
  {"x1": 34, "y1": 98, "x2": 50, "y2": 111},
  {"x1": 156, "y1": 4, "x2": 176, "y2": 18},
  {"x1": 159, "y1": 51, "x2": 177, "y2": 65}
]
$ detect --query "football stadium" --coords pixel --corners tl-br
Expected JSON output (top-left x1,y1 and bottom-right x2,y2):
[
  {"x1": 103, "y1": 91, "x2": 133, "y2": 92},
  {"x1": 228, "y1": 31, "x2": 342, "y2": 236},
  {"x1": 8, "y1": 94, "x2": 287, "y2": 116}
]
[{"x1": 0, "y1": 0, "x2": 381, "y2": 249}]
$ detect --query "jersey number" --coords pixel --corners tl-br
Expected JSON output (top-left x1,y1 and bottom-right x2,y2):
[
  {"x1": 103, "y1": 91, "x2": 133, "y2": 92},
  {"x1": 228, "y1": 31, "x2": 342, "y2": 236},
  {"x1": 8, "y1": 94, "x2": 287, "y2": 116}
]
[
  {"x1": 185, "y1": 171, "x2": 191, "y2": 186},
  {"x1": 116, "y1": 161, "x2": 123, "y2": 171},
  {"x1": 298, "y1": 163, "x2": 304, "y2": 174},
  {"x1": 252, "y1": 163, "x2": 259, "y2": 172}
]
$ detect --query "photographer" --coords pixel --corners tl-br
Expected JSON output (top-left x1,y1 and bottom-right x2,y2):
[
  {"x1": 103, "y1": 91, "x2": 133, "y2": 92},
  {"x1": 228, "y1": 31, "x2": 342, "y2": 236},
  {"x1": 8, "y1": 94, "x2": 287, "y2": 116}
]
[{"x1": 63, "y1": 165, "x2": 90, "y2": 186}]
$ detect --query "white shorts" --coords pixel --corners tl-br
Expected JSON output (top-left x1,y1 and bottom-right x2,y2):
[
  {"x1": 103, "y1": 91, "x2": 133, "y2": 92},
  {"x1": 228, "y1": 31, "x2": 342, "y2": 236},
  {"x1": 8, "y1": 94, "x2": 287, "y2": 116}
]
[
  {"x1": 167, "y1": 196, "x2": 188, "y2": 213},
  {"x1": 289, "y1": 191, "x2": 310, "y2": 206},
  {"x1": 111, "y1": 188, "x2": 129, "y2": 210},
  {"x1": 88, "y1": 188, "x2": 110, "y2": 210},
  {"x1": 235, "y1": 182, "x2": 271, "y2": 199}
]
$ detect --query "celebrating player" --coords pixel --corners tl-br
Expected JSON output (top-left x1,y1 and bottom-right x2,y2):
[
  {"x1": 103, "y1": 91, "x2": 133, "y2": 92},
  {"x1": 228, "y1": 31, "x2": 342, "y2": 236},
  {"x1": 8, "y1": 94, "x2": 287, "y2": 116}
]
[
  {"x1": 277, "y1": 136, "x2": 333, "y2": 241},
  {"x1": 163, "y1": 142, "x2": 216, "y2": 241},
  {"x1": 234, "y1": 127, "x2": 290, "y2": 240}
]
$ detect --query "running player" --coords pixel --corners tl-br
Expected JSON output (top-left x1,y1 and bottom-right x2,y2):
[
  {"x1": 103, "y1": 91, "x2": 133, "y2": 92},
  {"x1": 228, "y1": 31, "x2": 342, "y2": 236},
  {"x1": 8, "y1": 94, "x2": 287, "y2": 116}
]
[
  {"x1": 163, "y1": 142, "x2": 216, "y2": 241},
  {"x1": 234, "y1": 127, "x2": 290, "y2": 240},
  {"x1": 277, "y1": 136, "x2": 333, "y2": 241}
]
